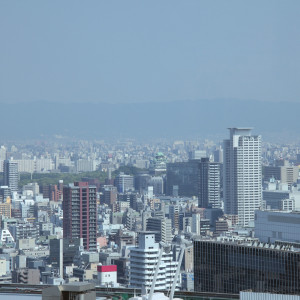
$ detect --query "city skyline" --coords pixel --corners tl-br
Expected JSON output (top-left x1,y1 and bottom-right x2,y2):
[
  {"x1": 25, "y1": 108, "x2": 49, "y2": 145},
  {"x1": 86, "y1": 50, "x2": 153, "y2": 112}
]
[{"x1": 0, "y1": 1, "x2": 300, "y2": 297}]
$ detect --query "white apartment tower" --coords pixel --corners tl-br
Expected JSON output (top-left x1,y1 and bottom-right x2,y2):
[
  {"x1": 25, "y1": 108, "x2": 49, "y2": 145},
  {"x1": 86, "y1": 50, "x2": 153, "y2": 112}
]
[
  {"x1": 223, "y1": 128, "x2": 262, "y2": 227},
  {"x1": 129, "y1": 232, "x2": 178, "y2": 290}
]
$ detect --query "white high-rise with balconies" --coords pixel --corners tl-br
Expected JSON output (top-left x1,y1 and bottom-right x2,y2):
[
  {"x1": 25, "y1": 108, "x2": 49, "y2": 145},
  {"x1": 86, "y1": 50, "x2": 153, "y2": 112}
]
[
  {"x1": 223, "y1": 128, "x2": 262, "y2": 227},
  {"x1": 129, "y1": 232, "x2": 178, "y2": 291}
]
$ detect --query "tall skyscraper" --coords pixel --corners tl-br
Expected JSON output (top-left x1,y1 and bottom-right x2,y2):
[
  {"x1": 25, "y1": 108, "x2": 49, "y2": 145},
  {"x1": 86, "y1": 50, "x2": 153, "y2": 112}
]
[
  {"x1": 3, "y1": 160, "x2": 19, "y2": 193},
  {"x1": 223, "y1": 128, "x2": 262, "y2": 227},
  {"x1": 198, "y1": 158, "x2": 221, "y2": 209},
  {"x1": 63, "y1": 182, "x2": 97, "y2": 251}
]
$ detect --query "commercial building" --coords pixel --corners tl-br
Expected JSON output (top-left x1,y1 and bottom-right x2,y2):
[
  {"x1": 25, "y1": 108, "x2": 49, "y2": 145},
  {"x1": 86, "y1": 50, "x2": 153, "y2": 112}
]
[
  {"x1": 134, "y1": 174, "x2": 151, "y2": 194},
  {"x1": 240, "y1": 291, "x2": 300, "y2": 300},
  {"x1": 12, "y1": 268, "x2": 40, "y2": 284},
  {"x1": 63, "y1": 182, "x2": 97, "y2": 251},
  {"x1": 166, "y1": 160, "x2": 200, "y2": 197},
  {"x1": 263, "y1": 190, "x2": 291, "y2": 210},
  {"x1": 115, "y1": 173, "x2": 134, "y2": 193},
  {"x1": 194, "y1": 239, "x2": 300, "y2": 294},
  {"x1": 149, "y1": 176, "x2": 164, "y2": 196},
  {"x1": 49, "y1": 238, "x2": 81, "y2": 277},
  {"x1": 263, "y1": 160, "x2": 298, "y2": 186},
  {"x1": 255, "y1": 210, "x2": 300, "y2": 244},
  {"x1": 223, "y1": 128, "x2": 262, "y2": 227},
  {"x1": 146, "y1": 217, "x2": 172, "y2": 244},
  {"x1": 101, "y1": 185, "x2": 118, "y2": 206},
  {"x1": 0, "y1": 186, "x2": 11, "y2": 203},
  {"x1": 97, "y1": 265, "x2": 117, "y2": 286},
  {"x1": 3, "y1": 160, "x2": 19, "y2": 193}
]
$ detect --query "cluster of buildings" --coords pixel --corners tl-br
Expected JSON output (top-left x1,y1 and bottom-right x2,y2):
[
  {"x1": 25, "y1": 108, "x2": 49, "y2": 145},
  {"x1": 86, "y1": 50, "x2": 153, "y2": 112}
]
[{"x1": 0, "y1": 127, "x2": 300, "y2": 298}]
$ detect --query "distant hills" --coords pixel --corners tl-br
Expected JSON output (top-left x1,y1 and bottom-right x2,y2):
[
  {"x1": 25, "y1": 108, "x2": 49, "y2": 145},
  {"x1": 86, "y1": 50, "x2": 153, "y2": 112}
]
[{"x1": 0, "y1": 99, "x2": 298, "y2": 142}]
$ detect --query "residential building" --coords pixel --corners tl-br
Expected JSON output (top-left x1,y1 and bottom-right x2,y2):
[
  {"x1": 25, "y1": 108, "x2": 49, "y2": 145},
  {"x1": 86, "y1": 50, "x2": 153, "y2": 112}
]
[
  {"x1": 129, "y1": 232, "x2": 178, "y2": 290},
  {"x1": 223, "y1": 128, "x2": 262, "y2": 227},
  {"x1": 63, "y1": 182, "x2": 97, "y2": 251},
  {"x1": 198, "y1": 158, "x2": 221, "y2": 208},
  {"x1": 8, "y1": 223, "x2": 39, "y2": 240}
]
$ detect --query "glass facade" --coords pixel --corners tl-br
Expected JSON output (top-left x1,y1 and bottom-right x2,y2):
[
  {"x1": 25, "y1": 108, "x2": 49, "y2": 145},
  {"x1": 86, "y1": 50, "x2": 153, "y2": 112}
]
[
  {"x1": 166, "y1": 160, "x2": 200, "y2": 197},
  {"x1": 194, "y1": 240, "x2": 300, "y2": 295}
]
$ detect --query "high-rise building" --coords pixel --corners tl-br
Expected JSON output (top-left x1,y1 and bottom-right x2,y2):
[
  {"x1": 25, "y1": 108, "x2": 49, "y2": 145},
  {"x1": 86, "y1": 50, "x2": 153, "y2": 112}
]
[
  {"x1": 198, "y1": 158, "x2": 221, "y2": 209},
  {"x1": 129, "y1": 232, "x2": 178, "y2": 290},
  {"x1": 134, "y1": 174, "x2": 151, "y2": 193},
  {"x1": 3, "y1": 160, "x2": 19, "y2": 193},
  {"x1": 191, "y1": 213, "x2": 201, "y2": 235},
  {"x1": 63, "y1": 182, "x2": 97, "y2": 251},
  {"x1": 49, "y1": 238, "x2": 81, "y2": 277},
  {"x1": 169, "y1": 204, "x2": 180, "y2": 230},
  {"x1": 101, "y1": 185, "x2": 118, "y2": 206},
  {"x1": 0, "y1": 186, "x2": 11, "y2": 203},
  {"x1": 189, "y1": 150, "x2": 207, "y2": 160},
  {"x1": 115, "y1": 173, "x2": 134, "y2": 193},
  {"x1": 223, "y1": 128, "x2": 262, "y2": 227},
  {"x1": 0, "y1": 146, "x2": 6, "y2": 161},
  {"x1": 166, "y1": 160, "x2": 200, "y2": 197},
  {"x1": 146, "y1": 217, "x2": 172, "y2": 244},
  {"x1": 149, "y1": 176, "x2": 164, "y2": 196}
]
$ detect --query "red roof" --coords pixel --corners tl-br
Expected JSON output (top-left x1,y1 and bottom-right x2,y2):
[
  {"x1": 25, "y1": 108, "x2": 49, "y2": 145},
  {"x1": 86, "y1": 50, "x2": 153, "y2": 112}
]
[{"x1": 97, "y1": 265, "x2": 117, "y2": 272}]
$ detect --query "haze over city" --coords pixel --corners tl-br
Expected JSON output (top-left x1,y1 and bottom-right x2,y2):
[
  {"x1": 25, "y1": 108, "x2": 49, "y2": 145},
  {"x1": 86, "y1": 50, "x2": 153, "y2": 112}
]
[
  {"x1": 1, "y1": 1, "x2": 299, "y2": 105},
  {"x1": 0, "y1": 2, "x2": 300, "y2": 300}
]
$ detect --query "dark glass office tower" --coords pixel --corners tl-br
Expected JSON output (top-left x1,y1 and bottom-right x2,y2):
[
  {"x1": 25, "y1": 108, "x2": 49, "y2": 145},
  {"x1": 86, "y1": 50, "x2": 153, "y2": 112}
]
[
  {"x1": 194, "y1": 240, "x2": 300, "y2": 295},
  {"x1": 166, "y1": 160, "x2": 200, "y2": 197}
]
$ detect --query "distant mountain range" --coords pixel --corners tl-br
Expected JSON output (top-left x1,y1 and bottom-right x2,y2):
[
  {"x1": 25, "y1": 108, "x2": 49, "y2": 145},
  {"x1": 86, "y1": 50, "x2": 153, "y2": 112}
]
[{"x1": 0, "y1": 99, "x2": 298, "y2": 142}]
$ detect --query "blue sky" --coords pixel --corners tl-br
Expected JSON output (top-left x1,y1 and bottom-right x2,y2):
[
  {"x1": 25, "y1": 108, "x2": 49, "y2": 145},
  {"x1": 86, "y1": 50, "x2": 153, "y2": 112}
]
[{"x1": 0, "y1": 1, "x2": 299, "y2": 104}]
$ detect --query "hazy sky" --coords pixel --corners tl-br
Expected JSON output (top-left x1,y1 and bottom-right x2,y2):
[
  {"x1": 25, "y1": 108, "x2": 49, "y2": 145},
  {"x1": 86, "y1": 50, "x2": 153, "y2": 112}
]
[{"x1": 0, "y1": 1, "x2": 299, "y2": 104}]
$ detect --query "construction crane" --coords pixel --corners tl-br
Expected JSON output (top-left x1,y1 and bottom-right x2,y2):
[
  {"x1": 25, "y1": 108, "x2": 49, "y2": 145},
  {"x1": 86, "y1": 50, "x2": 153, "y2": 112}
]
[{"x1": 148, "y1": 240, "x2": 192, "y2": 300}]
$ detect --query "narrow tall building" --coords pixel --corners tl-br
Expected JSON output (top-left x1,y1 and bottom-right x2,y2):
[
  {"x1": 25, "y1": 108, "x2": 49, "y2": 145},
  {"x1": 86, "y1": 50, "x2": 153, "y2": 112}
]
[
  {"x1": 198, "y1": 158, "x2": 221, "y2": 209},
  {"x1": 3, "y1": 160, "x2": 19, "y2": 193},
  {"x1": 63, "y1": 182, "x2": 97, "y2": 251},
  {"x1": 223, "y1": 128, "x2": 262, "y2": 227}
]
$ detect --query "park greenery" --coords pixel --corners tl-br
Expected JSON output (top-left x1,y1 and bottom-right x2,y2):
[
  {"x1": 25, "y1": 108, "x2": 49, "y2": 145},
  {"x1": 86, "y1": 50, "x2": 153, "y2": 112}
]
[{"x1": 19, "y1": 166, "x2": 147, "y2": 188}]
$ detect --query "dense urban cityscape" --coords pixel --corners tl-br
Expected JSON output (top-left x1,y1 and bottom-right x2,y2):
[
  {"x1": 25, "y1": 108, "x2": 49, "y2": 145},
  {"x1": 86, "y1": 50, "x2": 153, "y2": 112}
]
[
  {"x1": 1, "y1": 1, "x2": 299, "y2": 299},
  {"x1": 0, "y1": 128, "x2": 300, "y2": 299}
]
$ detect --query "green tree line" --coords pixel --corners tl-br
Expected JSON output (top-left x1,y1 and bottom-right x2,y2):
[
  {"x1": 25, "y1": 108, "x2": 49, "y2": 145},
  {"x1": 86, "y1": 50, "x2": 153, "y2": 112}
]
[{"x1": 19, "y1": 166, "x2": 147, "y2": 188}]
